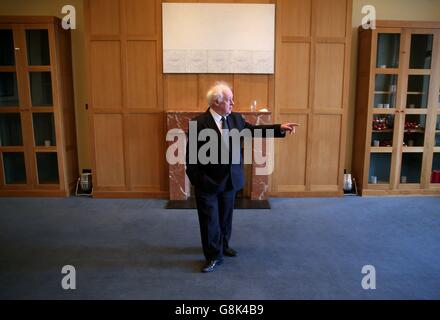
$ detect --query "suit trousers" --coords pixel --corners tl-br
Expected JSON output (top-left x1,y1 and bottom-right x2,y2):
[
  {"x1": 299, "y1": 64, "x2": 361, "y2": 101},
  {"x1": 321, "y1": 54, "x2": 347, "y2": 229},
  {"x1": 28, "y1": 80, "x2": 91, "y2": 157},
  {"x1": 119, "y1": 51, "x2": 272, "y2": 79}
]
[{"x1": 194, "y1": 180, "x2": 236, "y2": 261}]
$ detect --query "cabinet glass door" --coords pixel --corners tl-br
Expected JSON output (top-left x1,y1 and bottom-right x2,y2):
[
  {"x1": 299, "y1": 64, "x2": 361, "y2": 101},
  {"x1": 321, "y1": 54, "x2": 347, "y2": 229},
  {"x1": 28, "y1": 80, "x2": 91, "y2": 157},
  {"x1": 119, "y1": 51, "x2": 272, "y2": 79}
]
[
  {"x1": 369, "y1": 153, "x2": 392, "y2": 184},
  {"x1": 0, "y1": 28, "x2": 26, "y2": 185},
  {"x1": 399, "y1": 31, "x2": 435, "y2": 185},
  {"x1": 409, "y1": 34, "x2": 432, "y2": 69},
  {"x1": 403, "y1": 114, "x2": 426, "y2": 147},
  {"x1": 32, "y1": 113, "x2": 56, "y2": 147},
  {"x1": 406, "y1": 75, "x2": 430, "y2": 109},
  {"x1": 36, "y1": 152, "x2": 59, "y2": 184},
  {"x1": 374, "y1": 33, "x2": 400, "y2": 110},
  {"x1": 431, "y1": 153, "x2": 440, "y2": 184},
  {"x1": 368, "y1": 31, "x2": 401, "y2": 187},
  {"x1": 376, "y1": 33, "x2": 400, "y2": 69},
  {"x1": 0, "y1": 29, "x2": 19, "y2": 107},
  {"x1": 0, "y1": 113, "x2": 23, "y2": 146},
  {"x1": 23, "y1": 27, "x2": 59, "y2": 186},
  {"x1": 369, "y1": 113, "x2": 394, "y2": 185},
  {"x1": 371, "y1": 114, "x2": 395, "y2": 147},
  {"x1": 433, "y1": 116, "x2": 440, "y2": 185},
  {"x1": 435, "y1": 115, "x2": 440, "y2": 147},
  {"x1": 25, "y1": 29, "x2": 53, "y2": 108},
  {"x1": 374, "y1": 74, "x2": 398, "y2": 109},
  {"x1": 26, "y1": 29, "x2": 50, "y2": 66},
  {"x1": 2, "y1": 152, "x2": 27, "y2": 184},
  {"x1": 29, "y1": 71, "x2": 53, "y2": 107},
  {"x1": 0, "y1": 72, "x2": 19, "y2": 107},
  {"x1": 0, "y1": 29, "x2": 15, "y2": 65}
]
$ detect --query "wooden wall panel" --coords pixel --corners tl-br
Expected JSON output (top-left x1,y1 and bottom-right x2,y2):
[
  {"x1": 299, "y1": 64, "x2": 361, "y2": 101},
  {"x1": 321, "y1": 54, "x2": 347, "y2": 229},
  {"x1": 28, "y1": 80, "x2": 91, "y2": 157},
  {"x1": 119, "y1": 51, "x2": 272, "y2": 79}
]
[
  {"x1": 279, "y1": 0, "x2": 311, "y2": 37},
  {"x1": 314, "y1": 0, "x2": 347, "y2": 38},
  {"x1": 273, "y1": 0, "x2": 351, "y2": 196},
  {"x1": 314, "y1": 43, "x2": 345, "y2": 109},
  {"x1": 276, "y1": 42, "x2": 310, "y2": 109},
  {"x1": 164, "y1": 74, "x2": 198, "y2": 110},
  {"x1": 93, "y1": 114, "x2": 125, "y2": 187},
  {"x1": 90, "y1": 41, "x2": 122, "y2": 109},
  {"x1": 89, "y1": 0, "x2": 120, "y2": 36},
  {"x1": 126, "y1": 41, "x2": 157, "y2": 109},
  {"x1": 309, "y1": 114, "x2": 341, "y2": 189},
  {"x1": 125, "y1": 114, "x2": 166, "y2": 189},
  {"x1": 86, "y1": 0, "x2": 166, "y2": 197},
  {"x1": 125, "y1": 0, "x2": 156, "y2": 36},
  {"x1": 234, "y1": 75, "x2": 269, "y2": 112},
  {"x1": 275, "y1": 114, "x2": 308, "y2": 191}
]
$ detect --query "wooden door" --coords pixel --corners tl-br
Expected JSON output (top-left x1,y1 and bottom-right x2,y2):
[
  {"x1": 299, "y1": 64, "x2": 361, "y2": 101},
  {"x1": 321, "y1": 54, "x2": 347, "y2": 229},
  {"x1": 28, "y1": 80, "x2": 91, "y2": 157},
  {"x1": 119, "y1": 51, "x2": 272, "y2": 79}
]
[{"x1": 308, "y1": 0, "x2": 351, "y2": 193}]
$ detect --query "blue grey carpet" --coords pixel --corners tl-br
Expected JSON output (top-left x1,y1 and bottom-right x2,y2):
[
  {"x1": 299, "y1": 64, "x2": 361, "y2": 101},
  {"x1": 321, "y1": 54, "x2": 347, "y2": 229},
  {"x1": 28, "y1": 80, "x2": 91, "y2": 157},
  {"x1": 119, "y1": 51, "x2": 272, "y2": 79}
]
[{"x1": 0, "y1": 196, "x2": 439, "y2": 299}]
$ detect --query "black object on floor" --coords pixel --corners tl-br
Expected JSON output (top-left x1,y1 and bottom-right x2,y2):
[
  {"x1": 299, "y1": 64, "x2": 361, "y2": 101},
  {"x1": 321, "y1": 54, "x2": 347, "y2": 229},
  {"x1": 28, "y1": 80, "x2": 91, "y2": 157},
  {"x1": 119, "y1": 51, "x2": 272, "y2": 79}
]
[{"x1": 166, "y1": 198, "x2": 271, "y2": 209}]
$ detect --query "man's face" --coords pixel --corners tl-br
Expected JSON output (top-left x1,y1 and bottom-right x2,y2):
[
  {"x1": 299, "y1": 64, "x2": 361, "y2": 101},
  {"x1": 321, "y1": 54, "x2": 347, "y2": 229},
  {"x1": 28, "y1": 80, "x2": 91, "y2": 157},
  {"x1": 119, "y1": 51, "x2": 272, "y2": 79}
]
[{"x1": 215, "y1": 89, "x2": 234, "y2": 116}]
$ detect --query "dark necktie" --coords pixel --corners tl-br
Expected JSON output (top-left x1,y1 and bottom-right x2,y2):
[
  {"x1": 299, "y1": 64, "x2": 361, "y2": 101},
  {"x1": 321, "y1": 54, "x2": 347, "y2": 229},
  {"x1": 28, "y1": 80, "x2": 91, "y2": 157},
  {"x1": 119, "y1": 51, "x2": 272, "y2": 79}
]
[
  {"x1": 221, "y1": 116, "x2": 229, "y2": 130},
  {"x1": 221, "y1": 116, "x2": 229, "y2": 147}
]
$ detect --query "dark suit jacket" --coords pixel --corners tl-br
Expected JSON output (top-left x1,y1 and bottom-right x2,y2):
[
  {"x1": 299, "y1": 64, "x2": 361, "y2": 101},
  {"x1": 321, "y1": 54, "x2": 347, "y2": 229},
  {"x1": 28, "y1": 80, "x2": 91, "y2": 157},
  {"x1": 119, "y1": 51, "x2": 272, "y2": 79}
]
[{"x1": 185, "y1": 108, "x2": 285, "y2": 193}]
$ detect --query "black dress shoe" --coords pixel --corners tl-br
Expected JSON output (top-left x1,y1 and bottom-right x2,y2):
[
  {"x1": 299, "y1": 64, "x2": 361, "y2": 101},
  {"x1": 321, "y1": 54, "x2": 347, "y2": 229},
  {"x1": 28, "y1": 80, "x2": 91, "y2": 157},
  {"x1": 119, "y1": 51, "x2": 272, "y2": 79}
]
[
  {"x1": 201, "y1": 259, "x2": 223, "y2": 273},
  {"x1": 223, "y1": 247, "x2": 238, "y2": 257}
]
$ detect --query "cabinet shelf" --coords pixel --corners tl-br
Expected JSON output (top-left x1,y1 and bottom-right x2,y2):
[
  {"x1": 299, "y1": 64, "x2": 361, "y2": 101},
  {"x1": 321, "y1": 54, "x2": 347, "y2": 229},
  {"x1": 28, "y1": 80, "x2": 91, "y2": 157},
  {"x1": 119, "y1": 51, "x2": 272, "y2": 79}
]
[
  {"x1": 374, "y1": 91, "x2": 394, "y2": 94},
  {"x1": 372, "y1": 129, "x2": 393, "y2": 133},
  {"x1": 374, "y1": 68, "x2": 399, "y2": 74},
  {"x1": 372, "y1": 108, "x2": 395, "y2": 114},
  {"x1": 0, "y1": 146, "x2": 24, "y2": 152},
  {"x1": 402, "y1": 147, "x2": 425, "y2": 153},
  {"x1": 34, "y1": 147, "x2": 57, "y2": 152},
  {"x1": 370, "y1": 147, "x2": 393, "y2": 153}
]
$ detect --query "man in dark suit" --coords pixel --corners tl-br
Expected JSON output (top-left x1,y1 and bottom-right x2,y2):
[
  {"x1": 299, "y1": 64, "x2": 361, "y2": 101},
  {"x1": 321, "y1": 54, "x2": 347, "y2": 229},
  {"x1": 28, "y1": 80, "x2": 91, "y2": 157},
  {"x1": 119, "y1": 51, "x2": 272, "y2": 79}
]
[{"x1": 186, "y1": 82, "x2": 298, "y2": 273}]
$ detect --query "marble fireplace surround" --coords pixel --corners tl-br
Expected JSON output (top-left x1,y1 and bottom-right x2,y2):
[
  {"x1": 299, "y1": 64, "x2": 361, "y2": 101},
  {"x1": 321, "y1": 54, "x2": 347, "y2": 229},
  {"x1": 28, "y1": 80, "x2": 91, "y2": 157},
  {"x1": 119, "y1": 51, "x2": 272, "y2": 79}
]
[{"x1": 166, "y1": 111, "x2": 273, "y2": 202}]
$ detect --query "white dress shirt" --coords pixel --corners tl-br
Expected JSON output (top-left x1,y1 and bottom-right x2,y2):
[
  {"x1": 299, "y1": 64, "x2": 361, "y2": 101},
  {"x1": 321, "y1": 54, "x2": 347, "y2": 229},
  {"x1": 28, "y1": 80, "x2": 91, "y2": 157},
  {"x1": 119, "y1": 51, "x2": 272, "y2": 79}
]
[{"x1": 209, "y1": 108, "x2": 227, "y2": 134}]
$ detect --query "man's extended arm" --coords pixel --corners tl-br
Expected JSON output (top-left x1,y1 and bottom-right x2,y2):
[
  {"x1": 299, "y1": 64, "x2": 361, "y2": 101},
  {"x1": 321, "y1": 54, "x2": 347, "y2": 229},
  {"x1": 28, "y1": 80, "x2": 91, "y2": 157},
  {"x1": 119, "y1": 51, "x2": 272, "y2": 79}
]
[
  {"x1": 242, "y1": 114, "x2": 298, "y2": 138},
  {"x1": 244, "y1": 122, "x2": 286, "y2": 138}
]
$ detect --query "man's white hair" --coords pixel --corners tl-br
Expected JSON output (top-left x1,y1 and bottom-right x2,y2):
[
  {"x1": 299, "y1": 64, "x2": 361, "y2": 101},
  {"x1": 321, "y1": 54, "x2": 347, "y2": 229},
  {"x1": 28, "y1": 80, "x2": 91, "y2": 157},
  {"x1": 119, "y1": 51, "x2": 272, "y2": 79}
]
[{"x1": 206, "y1": 81, "x2": 232, "y2": 106}]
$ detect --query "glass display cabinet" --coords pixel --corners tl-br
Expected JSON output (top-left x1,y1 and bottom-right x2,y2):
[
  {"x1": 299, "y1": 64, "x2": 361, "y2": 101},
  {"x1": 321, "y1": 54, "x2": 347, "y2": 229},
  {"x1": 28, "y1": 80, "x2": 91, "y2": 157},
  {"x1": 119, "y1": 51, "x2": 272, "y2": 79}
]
[
  {"x1": 0, "y1": 17, "x2": 78, "y2": 196},
  {"x1": 353, "y1": 21, "x2": 440, "y2": 195}
]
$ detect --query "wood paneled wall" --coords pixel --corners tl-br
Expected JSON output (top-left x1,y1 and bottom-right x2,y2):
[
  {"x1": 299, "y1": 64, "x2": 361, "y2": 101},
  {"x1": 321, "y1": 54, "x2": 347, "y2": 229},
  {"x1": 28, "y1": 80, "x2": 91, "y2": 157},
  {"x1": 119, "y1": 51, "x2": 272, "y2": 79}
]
[{"x1": 85, "y1": 0, "x2": 351, "y2": 197}]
